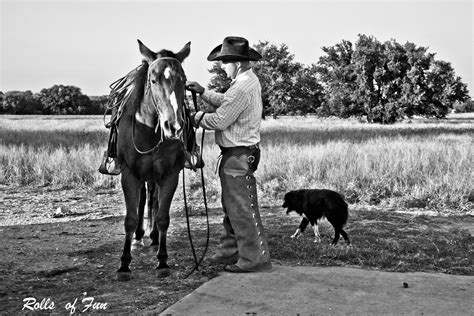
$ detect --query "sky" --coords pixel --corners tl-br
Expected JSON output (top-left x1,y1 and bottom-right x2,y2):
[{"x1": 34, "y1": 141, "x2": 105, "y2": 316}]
[{"x1": 1, "y1": 0, "x2": 473, "y2": 98}]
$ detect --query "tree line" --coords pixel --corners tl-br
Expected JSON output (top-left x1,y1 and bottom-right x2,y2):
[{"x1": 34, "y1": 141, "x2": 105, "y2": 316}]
[
  {"x1": 0, "y1": 86, "x2": 108, "y2": 115},
  {"x1": 1, "y1": 34, "x2": 472, "y2": 122}
]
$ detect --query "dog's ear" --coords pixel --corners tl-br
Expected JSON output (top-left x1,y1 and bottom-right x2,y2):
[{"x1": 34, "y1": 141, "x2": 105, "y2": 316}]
[
  {"x1": 287, "y1": 190, "x2": 302, "y2": 213},
  {"x1": 281, "y1": 193, "x2": 288, "y2": 207},
  {"x1": 289, "y1": 190, "x2": 298, "y2": 202},
  {"x1": 282, "y1": 193, "x2": 289, "y2": 208},
  {"x1": 283, "y1": 191, "x2": 294, "y2": 213}
]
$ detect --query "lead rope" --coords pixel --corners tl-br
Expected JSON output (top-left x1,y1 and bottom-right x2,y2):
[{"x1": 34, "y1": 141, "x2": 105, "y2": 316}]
[{"x1": 182, "y1": 91, "x2": 210, "y2": 279}]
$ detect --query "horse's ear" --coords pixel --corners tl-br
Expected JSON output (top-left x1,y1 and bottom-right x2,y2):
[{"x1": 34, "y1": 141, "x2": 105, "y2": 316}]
[
  {"x1": 176, "y1": 41, "x2": 191, "y2": 63},
  {"x1": 138, "y1": 39, "x2": 157, "y2": 62}
]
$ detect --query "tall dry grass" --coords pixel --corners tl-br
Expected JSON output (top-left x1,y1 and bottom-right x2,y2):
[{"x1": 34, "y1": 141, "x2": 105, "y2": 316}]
[{"x1": 1, "y1": 114, "x2": 472, "y2": 213}]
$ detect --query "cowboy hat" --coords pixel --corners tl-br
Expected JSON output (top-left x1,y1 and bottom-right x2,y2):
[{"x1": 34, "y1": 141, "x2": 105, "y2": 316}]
[{"x1": 207, "y1": 36, "x2": 262, "y2": 62}]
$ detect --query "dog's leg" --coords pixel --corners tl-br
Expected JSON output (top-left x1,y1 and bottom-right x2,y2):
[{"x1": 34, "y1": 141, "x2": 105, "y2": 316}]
[
  {"x1": 313, "y1": 222, "x2": 321, "y2": 243},
  {"x1": 340, "y1": 228, "x2": 351, "y2": 246},
  {"x1": 291, "y1": 228, "x2": 302, "y2": 239},
  {"x1": 291, "y1": 217, "x2": 309, "y2": 238},
  {"x1": 331, "y1": 227, "x2": 341, "y2": 246}
]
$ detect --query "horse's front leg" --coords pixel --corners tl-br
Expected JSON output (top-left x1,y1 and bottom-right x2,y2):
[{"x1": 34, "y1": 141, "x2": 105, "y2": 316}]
[
  {"x1": 148, "y1": 182, "x2": 159, "y2": 249},
  {"x1": 154, "y1": 173, "x2": 179, "y2": 278},
  {"x1": 132, "y1": 183, "x2": 146, "y2": 250},
  {"x1": 117, "y1": 170, "x2": 142, "y2": 281}
]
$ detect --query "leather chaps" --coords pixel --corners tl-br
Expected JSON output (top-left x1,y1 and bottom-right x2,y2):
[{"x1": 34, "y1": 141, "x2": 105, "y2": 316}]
[{"x1": 216, "y1": 145, "x2": 272, "y2": 272}]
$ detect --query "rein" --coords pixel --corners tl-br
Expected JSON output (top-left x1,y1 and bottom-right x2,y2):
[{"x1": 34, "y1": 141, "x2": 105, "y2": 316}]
[{"x1": 182, "y1": 91, "x2": 210, "y2": 279}]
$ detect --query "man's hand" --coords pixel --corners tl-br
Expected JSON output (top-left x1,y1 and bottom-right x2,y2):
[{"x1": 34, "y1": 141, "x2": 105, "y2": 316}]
[
  {"x1": 190, "y1": 112, "x2": 205, "y2": 128},
  {"x1": 186, "y1": 81, "x2": 205, "y2": 95}
]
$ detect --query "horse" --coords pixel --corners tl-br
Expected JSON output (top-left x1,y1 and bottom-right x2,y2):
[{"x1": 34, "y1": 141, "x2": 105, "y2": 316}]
[{"x1": 115, "y1": 39, "x2": 191, "y2": 281}]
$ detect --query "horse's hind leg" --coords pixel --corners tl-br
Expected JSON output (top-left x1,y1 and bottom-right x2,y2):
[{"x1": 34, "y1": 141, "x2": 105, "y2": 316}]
[
  {"x1": 154, "y1": 173, "x2": 179, "y2": 278},
  {"x1": 117, "y1": 171, "x2": 141, "y2": 281},
  {"x1": 132, "y1": 184, "x2": 146, "y2": 250}
]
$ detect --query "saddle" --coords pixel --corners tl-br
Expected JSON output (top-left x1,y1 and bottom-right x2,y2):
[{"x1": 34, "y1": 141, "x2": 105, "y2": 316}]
[{"x1": 99, "y1": 63, "x2": 146, "y2": 176}]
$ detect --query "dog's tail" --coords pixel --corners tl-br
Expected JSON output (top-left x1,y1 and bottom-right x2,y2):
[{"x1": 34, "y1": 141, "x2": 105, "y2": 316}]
[{"x1": 341, "y1": 201, "x2": 349, "y2": 226}]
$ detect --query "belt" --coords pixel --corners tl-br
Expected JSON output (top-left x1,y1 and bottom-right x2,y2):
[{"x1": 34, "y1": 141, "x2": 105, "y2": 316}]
[
  {"x1": 248, "y1": 143, "x2": 260, "y2": 150},
  {"x1": 220, "y1": 143, "x2": 260, "y2": 153}
]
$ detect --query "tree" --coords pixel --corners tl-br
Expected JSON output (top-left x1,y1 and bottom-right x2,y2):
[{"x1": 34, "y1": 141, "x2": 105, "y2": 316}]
[
  {"x1": 317, "y1": 34, "x2": 470, "y2": 123},
  {"x1": 252, "y1": 41, "x2": 304, "y2": 116},
  {"x1": 207, "y1": 62, "x2": 232, "y2": 93},
  {"x1": 1, "y1": 90, "x2": 43, "y2": 114},
  {"x1": 423, "y1": 60, "x2": 470, "y2": 118},
  {"x1": 288, "y1": 64, "x2": 325, "y2": 115},
  {"x1": 453, "y1": 99, "x2": 474, "y2": 113},
  {"x1": 398, "y1": 42, "x2": 435, "y2": 118},
  {"x1": 89, "y1": 95, "x2": 109, "y2": 114},
  {"x1": 377, "y1": 39, "x2": 412, "y2": 121},
  {"x1": 351, "y1": 35, "x2": 428, "y2": 123},
  {"x1": 316, "y1": 39, "x2": 362, "y2": 118},
  {"x1": 39, "y1": 85, "x2": 92, "y2": 114}
]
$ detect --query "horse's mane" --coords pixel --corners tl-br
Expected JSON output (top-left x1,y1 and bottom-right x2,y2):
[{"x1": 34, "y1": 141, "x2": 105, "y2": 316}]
[
  {"x1": 105, "y1": 62, "x2": 149, "y2": 125},
  {"x1": 120, "y1": 62, "x2": 149, "y2": 115}
]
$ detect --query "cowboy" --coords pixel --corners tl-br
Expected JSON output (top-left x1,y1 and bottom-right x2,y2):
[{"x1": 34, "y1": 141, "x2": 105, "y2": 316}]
[{"x1": 186, "y1": 36, "x2": 272, "y2": 273}]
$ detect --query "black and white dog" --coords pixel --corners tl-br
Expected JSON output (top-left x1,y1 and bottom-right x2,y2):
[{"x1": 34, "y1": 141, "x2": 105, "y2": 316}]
[{"x1": 282, "y1": 189, "x2": 350, "y2": 245}]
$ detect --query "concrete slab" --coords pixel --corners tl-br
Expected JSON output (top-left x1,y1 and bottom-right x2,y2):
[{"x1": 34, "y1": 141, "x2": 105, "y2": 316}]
[{"x1": 161, "y1": 265, "x2": 473, "y2": 315}]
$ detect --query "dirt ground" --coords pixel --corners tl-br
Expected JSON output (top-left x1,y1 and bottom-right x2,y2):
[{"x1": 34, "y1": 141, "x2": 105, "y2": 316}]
[
  {"x1": 0, "y1": 184, "x2": 226, "y2": 314},
  {"x1": 1, "y1": 184, "x2": 472, "y2": 314}
]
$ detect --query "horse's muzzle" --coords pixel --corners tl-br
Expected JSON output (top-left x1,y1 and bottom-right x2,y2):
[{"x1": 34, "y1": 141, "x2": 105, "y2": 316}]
[{"x1": 162, "y1": 119, "x2": 183, "y2": 139}]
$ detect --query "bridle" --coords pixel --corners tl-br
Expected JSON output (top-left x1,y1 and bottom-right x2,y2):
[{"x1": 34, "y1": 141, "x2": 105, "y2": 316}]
[{"x1": 132, "y1": 56, "x2": 187, "y2": 154}]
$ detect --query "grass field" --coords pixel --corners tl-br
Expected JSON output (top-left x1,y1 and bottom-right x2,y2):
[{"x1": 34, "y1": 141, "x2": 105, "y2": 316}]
[
  {"x1": 0, "y1": 113, "x2": 472, "y2": 307},
  {"x1": 1, "y1": 113, "x2": 473, "y2": 214}
]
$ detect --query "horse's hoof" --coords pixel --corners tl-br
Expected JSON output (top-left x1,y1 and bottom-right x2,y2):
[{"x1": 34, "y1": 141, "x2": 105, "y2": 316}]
[
  {"x1": 131, "y1": 239, "x2": 145, "y2": 251},
  {"x1": 117, "y1": 272, "x2": 132, "y2": 282},
  {"x1": 155, "y1": 268, "x2": 170, "y2": 278}
]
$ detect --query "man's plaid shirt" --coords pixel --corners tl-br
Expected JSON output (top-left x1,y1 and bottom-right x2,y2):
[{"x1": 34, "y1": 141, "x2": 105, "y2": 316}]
[{"x1": 194, "y1": 69, "x2": 262, "y2": 148}]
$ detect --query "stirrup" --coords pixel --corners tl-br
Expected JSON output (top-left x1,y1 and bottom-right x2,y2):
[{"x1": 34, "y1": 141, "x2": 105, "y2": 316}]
[
  {"x1": 184, "y1": 151, "x2": 205, "y2": 171},
  {"x1": 98, "y1": 151, "x2": 121, "y2": 175}
]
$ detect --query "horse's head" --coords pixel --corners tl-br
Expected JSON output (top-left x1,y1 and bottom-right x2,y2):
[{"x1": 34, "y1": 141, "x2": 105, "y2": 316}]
[{"x1": 138, "y1": 40, "x2": 191, "y2": 140}]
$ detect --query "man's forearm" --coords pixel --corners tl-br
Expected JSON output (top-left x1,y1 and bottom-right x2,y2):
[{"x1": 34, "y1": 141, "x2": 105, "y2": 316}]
[{"x1": 201, "y1": 89, "x2": 225, "y2": 108}]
